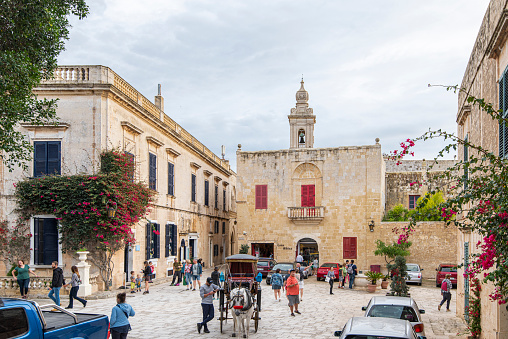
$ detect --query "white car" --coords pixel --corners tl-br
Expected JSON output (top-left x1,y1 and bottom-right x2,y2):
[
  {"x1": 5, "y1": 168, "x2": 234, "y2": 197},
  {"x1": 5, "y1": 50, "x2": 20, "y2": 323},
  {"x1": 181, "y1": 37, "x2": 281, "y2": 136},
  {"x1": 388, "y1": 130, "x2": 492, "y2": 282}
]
[
  {"x1": 406, "y1": 263, "x2": 423, "y2": 286},
  {"x1": 334, "y1": 317, "x2": 427, "y2": 339}
]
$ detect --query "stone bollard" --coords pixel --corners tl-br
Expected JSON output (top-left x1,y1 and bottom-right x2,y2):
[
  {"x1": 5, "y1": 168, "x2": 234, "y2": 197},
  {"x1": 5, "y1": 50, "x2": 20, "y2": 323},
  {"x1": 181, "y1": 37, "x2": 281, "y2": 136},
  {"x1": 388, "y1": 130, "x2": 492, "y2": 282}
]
[{"x1": 76, "y1": 251, "x2": 92, "y2": 297}]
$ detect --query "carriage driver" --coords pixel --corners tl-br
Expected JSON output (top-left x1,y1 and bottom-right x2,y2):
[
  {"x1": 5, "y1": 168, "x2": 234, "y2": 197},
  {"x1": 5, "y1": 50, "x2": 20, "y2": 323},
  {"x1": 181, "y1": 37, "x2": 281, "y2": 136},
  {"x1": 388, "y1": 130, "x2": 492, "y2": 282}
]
[{"x1": 197, "y1": 277, "x2": 220, "y2": 334}]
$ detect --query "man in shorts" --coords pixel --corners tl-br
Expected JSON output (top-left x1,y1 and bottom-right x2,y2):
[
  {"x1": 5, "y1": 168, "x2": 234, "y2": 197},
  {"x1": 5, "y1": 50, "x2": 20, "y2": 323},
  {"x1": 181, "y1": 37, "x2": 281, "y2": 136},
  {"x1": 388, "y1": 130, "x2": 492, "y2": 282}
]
[
  {"x1": 285, "y1": 269, "x2": 300, "y2": 316},
  {"x1": 295, "y1": 263, "x2": 305, "y2": 301}
]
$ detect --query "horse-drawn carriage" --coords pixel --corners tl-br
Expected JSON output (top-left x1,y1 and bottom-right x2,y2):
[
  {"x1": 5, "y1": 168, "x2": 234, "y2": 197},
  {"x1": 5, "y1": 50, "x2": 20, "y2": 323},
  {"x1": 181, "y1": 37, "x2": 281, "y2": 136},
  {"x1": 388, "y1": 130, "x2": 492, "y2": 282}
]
[{"x1": 218, "y1": 254, "x2": 261, "y2": 337}]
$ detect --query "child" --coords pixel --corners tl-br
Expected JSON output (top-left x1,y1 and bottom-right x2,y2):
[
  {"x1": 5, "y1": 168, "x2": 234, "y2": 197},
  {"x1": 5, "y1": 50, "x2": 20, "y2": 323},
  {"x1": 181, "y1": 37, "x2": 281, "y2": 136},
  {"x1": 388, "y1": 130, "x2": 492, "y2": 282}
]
[
  {"x1": 130, "y1": 271, "x2": 136, "y2": 293},
  {"x1": 135, "y1": 274, "x2": 142, "y2": 292}
]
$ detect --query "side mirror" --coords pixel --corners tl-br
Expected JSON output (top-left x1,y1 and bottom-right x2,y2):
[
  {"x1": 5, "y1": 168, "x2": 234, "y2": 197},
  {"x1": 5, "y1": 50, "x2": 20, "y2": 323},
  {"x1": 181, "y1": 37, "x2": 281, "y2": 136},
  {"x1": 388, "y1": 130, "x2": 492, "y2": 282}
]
[
  {"x1": 361, "y1": 306, "x2": 367, "y2": 311},
  {"x1": 419, "y1": 309, "x2": 425, "y2": 314},
  {"x1": 333, "y1": 331, "x2": 342, "y2": 337}
]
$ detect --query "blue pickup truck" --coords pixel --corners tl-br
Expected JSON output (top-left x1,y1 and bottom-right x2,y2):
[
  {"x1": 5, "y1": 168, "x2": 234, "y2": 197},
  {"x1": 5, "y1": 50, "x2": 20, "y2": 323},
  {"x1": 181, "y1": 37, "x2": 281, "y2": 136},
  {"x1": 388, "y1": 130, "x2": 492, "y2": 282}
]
[{"x1": 0, "y1": 297, "x2": 109, "y2": 339}]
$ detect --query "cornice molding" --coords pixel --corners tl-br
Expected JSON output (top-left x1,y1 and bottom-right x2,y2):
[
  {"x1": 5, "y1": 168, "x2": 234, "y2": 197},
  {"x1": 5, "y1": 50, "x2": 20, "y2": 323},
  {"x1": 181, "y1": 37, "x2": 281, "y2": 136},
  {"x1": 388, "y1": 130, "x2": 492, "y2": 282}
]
[
  {"x1": 203, "y1": 170, "x2": 213, "y2": 177},
  {"x1": 146, "y1": 136, "x2": 164, "y2": 147},
  {"x1": 214, "y1": 175, "x2": 222, "y2": 183},
  {"x1": 121, "y1": 121, "x2": 143, "y2": 135},
  {"x1": 457, "y1": 105, "x2": 471, "y2": 125},
  {"x1": 190, "y1": 162, "x2": 202, "y2": 170},
  {"x1": 487, "y1": 10, "x2": 508, "y2": 59},
  {"x1": 165, "y1": 147, "x2": 181, "y2": 157},
  {"x1": 20, "y1": 122, "x2": 70, "y2": 131}
]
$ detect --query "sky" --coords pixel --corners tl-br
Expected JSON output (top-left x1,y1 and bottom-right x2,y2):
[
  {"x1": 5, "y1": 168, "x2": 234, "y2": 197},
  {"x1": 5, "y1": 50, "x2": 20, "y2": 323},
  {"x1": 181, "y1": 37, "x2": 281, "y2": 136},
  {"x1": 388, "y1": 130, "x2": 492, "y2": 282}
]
[{"x1": 59, "y1": 0, "x2": 491, "y2": 171}]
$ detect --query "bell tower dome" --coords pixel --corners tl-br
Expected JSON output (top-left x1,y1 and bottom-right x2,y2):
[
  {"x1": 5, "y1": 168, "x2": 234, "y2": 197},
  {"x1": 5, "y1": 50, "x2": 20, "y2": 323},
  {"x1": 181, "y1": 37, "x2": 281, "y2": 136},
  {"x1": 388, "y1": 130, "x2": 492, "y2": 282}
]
[{"x1": 289, "y1": 78, "x2": 316, "y2": 149}]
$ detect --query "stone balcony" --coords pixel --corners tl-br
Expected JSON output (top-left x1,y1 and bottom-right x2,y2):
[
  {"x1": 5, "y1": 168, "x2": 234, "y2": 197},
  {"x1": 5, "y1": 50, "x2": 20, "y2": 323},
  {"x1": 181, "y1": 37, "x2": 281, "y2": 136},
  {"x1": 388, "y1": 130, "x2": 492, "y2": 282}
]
[{"x1": 287, "y1": 206, "x2": 325, "y2": 226}]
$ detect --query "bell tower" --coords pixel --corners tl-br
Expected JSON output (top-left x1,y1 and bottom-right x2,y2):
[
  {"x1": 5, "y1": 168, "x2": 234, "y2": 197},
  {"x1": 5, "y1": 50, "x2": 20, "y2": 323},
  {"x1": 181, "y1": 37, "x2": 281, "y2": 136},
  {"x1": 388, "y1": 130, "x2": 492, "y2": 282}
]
[{"x1": 289, "y1": 78, "x2": 316, "y2": 149}]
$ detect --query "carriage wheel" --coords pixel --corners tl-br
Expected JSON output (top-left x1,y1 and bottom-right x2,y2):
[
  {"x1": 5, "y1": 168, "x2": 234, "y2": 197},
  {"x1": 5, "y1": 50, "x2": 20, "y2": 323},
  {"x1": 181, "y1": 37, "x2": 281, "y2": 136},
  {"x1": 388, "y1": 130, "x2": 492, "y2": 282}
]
[{"x1": 254, "y1": 308, "x2": 259, "y2": 333}]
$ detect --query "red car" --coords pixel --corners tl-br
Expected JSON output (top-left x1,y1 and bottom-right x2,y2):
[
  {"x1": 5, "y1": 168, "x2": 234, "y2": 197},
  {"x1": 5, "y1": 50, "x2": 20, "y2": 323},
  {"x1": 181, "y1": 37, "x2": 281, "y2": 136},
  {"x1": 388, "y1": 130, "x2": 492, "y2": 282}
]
[
  {"x1": 256, "y1": 257, "x2": 276, "y2": 278},
  {"x1": 317, "y1": 263, "x2": 341, "y2": 281},
  {"x1": 436, "y1": 264, "x2": 457, "y2": 287}
]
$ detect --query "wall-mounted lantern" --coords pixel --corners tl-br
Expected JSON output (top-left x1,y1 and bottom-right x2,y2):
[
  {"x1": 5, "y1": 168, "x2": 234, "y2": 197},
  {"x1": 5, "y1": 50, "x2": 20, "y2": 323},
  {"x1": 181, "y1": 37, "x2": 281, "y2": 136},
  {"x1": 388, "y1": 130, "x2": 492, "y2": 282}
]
[
  {"x1": 107, "y1": 201, "x2": 117, "y2": 218},
  {"x1": 368, "y1": 220, "x2": 375, "y2": 232}
]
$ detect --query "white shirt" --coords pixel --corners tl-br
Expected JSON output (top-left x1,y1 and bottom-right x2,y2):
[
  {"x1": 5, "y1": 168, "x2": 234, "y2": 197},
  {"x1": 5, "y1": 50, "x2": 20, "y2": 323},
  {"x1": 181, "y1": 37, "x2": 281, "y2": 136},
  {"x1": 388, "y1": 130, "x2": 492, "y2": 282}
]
[{"x1": 296, "y1": 255, "x2": 303, "y2": 262}]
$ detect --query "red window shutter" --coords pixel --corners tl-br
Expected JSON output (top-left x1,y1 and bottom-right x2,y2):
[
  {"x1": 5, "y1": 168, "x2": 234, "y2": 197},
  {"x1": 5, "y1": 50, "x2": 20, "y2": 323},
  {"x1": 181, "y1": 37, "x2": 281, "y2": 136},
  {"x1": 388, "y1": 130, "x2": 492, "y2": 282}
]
[
  {"x1": 256, "y1": 185, "x2": 267, "y2": 209},
  {"x1": 343, "y1": 237, "x2": 357, "y2": 259},
  {"x1": 301, "y1": 185, "x2": 315, "y2": 207}
]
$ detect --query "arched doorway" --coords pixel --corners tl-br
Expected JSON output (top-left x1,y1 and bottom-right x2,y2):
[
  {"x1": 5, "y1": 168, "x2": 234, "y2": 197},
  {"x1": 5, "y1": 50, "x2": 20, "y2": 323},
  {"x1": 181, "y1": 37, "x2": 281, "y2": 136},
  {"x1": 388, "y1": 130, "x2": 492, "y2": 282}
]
[{"x1": 297, "y1": 238, "x2": 318, "y2": 265}]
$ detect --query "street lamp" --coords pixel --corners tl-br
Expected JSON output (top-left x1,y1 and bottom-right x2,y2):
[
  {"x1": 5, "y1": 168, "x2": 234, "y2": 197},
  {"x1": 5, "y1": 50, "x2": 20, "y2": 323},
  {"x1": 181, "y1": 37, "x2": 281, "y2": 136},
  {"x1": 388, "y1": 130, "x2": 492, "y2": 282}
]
[
  {"x1": 368, "y1": 220, "x2": 375, "y2": 232},
  {"x1": 107, "y1": 202, "x2": 117, "y2": 218}
]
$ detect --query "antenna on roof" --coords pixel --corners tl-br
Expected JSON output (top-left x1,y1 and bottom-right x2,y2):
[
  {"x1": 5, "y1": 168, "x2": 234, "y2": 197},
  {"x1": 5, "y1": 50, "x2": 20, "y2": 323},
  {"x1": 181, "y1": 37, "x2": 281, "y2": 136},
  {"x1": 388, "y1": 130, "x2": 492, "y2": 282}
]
[{"x1": 157, "y1": 84, "x2": 161, "y2": 96}]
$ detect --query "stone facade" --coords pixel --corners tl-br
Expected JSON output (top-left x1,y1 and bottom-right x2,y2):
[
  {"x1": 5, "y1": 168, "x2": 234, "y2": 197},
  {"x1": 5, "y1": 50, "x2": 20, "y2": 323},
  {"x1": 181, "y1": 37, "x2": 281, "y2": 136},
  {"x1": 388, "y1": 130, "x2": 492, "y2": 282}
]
[
  {"x1": 457, "y1": 0, "x2": 508, "y2": 337},
  {"x1": 0, "y1": 66, "x2": 237, "y2": 290}
]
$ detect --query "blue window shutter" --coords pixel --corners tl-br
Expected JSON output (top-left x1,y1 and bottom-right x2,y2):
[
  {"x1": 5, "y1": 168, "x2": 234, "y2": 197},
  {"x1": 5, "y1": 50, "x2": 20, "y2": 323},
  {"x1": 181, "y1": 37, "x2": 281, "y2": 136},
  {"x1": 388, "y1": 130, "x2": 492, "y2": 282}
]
[
  {"x1": 146, "y1": 223, "x2": 151, "y2": 260},
  {"x1": 149, "y1": 153, "x2": 157, "y2": 190},
  {"x1": 204, "y1": 180, "x2": 209, "y2": 206},
  {"x1": 34, "y1": 142, "x2": 47, "y2": 177},
  {"x1": 168, "y1": 163, "x2": 174, "y2": 196},
  {"x1": 43, "y1": 219, "x2": 59, "y2": 265},
  {"x1": 215, "y1": 186, "x2": 218, "y2": 209},
  {"x1": 34, "y1": 218, "x2": 41, "y2": 264},
  {"x1": 46, "y1": 142, "x2": 61, "y2": 175},
  {"x1": 165, "y1": 224, "x2": 170, "y2": 257},
  {"x1": 191, "y1": 174, "x2": 196, "y2": 202},
  {"x1": 223, "y1": 189, "x2": 226, "y2": 211},
  {"x1": 155, "y1": 224, "x2": 160, "y2": 258},
  {"x1": 171, "y1": 224, "x2": 178, "y2": 256}
]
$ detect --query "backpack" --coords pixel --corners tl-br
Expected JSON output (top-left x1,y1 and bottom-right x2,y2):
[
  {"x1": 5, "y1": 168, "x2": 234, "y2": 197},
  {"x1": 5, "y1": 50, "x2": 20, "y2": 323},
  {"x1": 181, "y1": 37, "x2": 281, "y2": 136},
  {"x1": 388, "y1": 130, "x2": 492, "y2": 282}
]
[
  {"x1": 441, "y1": 280, "x2": 448, "y2": 291},
  {"x1": 347, "y1": 265, "x2": 353, "y2": 275}
]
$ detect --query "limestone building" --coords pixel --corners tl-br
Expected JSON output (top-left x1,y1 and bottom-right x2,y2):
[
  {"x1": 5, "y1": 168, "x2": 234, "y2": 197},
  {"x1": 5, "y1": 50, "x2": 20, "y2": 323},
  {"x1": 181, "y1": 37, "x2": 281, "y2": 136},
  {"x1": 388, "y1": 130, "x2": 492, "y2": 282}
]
[
  {"x1": 456, "y1": 0, "x2": 508, "y2": 336},
  {"x1": 0, "y1": 66, "x2": 237, "y2": 289}
]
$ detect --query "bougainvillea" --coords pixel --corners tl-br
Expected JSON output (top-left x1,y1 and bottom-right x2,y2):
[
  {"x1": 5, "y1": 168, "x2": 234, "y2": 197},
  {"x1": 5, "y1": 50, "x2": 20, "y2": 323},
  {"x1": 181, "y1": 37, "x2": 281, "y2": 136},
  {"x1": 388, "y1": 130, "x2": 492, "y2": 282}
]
[
  {"x1": 15, "y1": 150, "x2": 154, "y2": 289},
  {"x1": 466, "y1": 277, "x2": 482, "y2": 338},
  {"x1": 389, "y1": 86, "x2": 508, "y2": 318}
]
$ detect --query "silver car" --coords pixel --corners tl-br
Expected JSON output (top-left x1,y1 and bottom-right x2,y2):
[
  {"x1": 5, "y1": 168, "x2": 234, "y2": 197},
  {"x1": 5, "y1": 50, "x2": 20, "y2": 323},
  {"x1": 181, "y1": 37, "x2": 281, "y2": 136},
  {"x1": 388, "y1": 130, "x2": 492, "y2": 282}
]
[
  {"x1": 406, "y1": 263, "x2": 423, "y2": 286},
  {"x1": 362, "y1": 296, "x2": 426, "y2": 336},
  {"x1": 334, "y1": 317, "x2": 427, "y2": 339}
]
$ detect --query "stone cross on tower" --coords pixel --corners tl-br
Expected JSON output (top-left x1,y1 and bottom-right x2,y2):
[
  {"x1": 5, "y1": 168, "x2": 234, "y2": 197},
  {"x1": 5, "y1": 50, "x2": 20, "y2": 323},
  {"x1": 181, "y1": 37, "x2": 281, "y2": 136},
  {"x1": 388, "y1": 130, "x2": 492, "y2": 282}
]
[{"x1": 288, "y1": 78, "x2": 315, "y2": 149}]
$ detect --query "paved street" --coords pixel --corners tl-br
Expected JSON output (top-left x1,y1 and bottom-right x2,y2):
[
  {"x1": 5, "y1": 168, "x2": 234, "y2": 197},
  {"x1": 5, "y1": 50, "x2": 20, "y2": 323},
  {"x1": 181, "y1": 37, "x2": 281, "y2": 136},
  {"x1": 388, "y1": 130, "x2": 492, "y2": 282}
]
[{"x1": 35, "y1": 272, "x2": 468, "y2": 338}]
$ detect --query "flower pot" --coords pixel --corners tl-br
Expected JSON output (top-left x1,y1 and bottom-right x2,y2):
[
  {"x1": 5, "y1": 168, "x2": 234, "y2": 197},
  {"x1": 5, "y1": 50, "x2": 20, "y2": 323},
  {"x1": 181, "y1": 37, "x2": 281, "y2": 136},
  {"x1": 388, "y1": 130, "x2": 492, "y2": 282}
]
[
  {"x1": 367, "y1": 284, "x2": 377, "y2": 293},
  {"x1": 381, "y1": 280, "x2": 389, "y2": 289}
]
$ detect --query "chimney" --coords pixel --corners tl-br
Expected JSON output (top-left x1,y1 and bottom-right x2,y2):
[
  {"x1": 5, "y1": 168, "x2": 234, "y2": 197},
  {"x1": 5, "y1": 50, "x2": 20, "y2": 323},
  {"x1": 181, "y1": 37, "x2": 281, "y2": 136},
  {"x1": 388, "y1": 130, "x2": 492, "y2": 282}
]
[{"x1": 154, "y1": 84, "x2": 164, "y2": 120}]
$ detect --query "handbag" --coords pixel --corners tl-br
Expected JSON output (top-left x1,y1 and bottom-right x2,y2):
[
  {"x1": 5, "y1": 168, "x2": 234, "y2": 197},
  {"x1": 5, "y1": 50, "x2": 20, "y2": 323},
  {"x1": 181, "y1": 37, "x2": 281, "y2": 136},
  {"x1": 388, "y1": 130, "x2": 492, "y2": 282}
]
[
  {"x1": 183, "y1": 276, "x2": 187, "y2": 286},
  {"x1": 325, "y1": 276, "x2": 330, "y2": 282}
]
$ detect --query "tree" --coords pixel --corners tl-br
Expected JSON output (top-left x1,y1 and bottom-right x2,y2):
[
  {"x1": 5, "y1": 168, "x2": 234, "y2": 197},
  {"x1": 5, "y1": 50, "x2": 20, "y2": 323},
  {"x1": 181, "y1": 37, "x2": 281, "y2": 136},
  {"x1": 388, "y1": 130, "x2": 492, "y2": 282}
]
[
  {"x1": 391, "y1": 86, "x2": 508, "y2": 308},
  {"x1": 15, "y1": 151, "x2": 154, "y2": 290},
  {"x1": 239, "y1": 244, "x2": 249, "y2": 254},
  {"x1": 0, "y1": 0, "x2": 88, "y2": 171},
  {"x1": 374, "y1": 239, "x2": 411, "y2": 264},
  {"x1": 386, "y1": 255, "x2": 410, "y2": 297}
]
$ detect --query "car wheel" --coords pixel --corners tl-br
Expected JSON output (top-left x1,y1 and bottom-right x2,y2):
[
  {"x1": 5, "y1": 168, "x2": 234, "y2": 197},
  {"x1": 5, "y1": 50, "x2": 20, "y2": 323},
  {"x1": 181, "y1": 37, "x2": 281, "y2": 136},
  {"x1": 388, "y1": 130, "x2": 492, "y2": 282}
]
[
  {"x1": 436, "y1": 282, "x2": 440, "y2": 288},
  {"x1": 418, "y1": 282, "x2": 422, "y2": 286}
]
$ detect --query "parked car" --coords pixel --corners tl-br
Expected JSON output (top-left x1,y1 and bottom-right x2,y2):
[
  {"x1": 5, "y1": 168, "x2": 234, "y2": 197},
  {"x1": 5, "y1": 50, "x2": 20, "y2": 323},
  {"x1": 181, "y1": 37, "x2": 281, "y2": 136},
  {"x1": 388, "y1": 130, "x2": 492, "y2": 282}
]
[
  {"x1": 334, "y1": 317, "x2": 427, "y2": 339},
  {"x1": 406, "y1": 263, "x2": 423, "y2": 286},
  {"x1": 362, "y1": 296, "x2": 426, "y2": 336},
  {"x1": 0, "y1": 297, "x2": 109, "y2": 339},
  {"x1": 266, "y1": 262, "x2": 295, "y2": 285},
  {"x1": 435, "y1": 264, "x2": 457, "y2": 287},
  {"x1": 256, "y1": 257, "x2": 277, "y2": 278},
  {"x1": 316, "y1": 263, "x2": 340, "y2": 281}
]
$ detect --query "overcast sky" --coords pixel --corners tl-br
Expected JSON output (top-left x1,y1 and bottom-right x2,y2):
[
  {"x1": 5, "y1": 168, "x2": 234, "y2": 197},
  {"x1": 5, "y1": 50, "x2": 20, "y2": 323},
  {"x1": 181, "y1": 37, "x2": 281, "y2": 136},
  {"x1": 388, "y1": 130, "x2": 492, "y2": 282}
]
[{"x1": 59, "y1": 0, "x2": 490, "y2": 171}]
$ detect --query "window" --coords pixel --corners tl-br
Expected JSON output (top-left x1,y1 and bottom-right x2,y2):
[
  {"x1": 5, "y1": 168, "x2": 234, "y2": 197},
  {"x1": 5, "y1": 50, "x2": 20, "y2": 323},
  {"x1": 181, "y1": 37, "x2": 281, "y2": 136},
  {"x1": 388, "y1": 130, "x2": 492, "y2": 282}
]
[
  {"x1": 367, "y1": 305, "x2": 418, "y2": 323},
  {"x1": 191, "y1": 174, "x2": 196, "y2": 202},
  {"x1": 168, "y1": 162, "x2": 175, "y2": 196},
  {"x1": 125, "y1": 152, "x2": 135, "y2": 181},
  {"x1": 223, "y1": 189, "x2": 227, "y2": 211},
  {"x1": 34, "y1": 141, "x2": 61, "y2": 177},
  {"x1": 33, "y1": 218, "x2": 59, "y2": 265},
  {"x1": 0, "y1": 308, "x2": 29, "y2": 338},
  {"x1": 165, "y1": 224, "x2": 177, "y2": 257},
  {"x1": 464, "y1": 134, "x2": 469, "y2": 189},
  {"x1": 213, "y1": 244, "x2": 219, "y2": 257},
  {"x1": 146, "y1": 222, "x2": 160, "y2": 259},
  {"x1": 149, "y1": 153, "x2": 157, "y2": 190},
  {"x1": 301, "y1": 185, "x2": 315, "y2": 207},
  {"x1": 222, "y1": 222, "x2": 226, "y2": 234},
  {"x1": 499, "y1": 67, "x2": 508, "y2": 158},
  {"x1": 204, "y1": 180, "x2": 209, "y2": 206},
  {"x1": 215, "y1": 185, "x2": 219, "y2": 209},
  {"x1": 255, "y1": 185, "x2": 267, "y2": 209},
  {"x1": 409, "y1": 195, "x2": 420, "y2": 210},
  {"x1": 343, "y1": 237, "x2": 357, "y2": 259},
  {"x1": 214, "y1": 221, "x2": 219, "y2": 234}
]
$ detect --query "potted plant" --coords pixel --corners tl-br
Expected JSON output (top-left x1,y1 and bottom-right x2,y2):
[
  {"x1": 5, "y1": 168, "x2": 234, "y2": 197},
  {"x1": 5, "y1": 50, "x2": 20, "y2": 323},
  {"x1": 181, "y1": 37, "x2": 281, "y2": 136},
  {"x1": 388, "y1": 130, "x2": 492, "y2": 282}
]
[
  {"x1": 365, "y1": 271, "x2": 385, "y2": 293},
  {"x1": 381, "y1": 274, "x2": 390, "y2": 289}
]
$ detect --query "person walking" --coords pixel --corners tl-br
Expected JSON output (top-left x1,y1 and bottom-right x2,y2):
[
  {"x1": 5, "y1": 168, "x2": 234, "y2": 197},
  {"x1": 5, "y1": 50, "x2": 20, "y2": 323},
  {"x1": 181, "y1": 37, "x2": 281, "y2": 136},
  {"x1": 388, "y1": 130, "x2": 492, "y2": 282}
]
[
  {"x1": 148, "y1": 261, "x2": 155, "y2": 282},
  {"x1": 285, "y1": 269, "x2": 300, "y2": 316},
  {"x1": 191, "y1": 259, "x2": 202, "y2": 291},
  {"x1": 296, "y1": 253, "x2": 303, "y2": 263},
  {"x1": 64, "y1": 266, "x2": 87, "y2": 309},
  {"x1": 340, "y1": 263, "x2": 347, "y2": 288},
  {"x1": 337, "y1": 264, "x2": 344, "y2": 289},
  {"x1": 197, "y1": 277, "x2": 219, "y2": 333},
  {"x1": 170, "y1": 258, "x2": 182, "y2": 286},
  {"x1": 326, "y1": 266, "x2": 336, "y2": 295},
  {"x1": 13, "y1": 259, "x2": 37, "y2": 299},
  {"x1": 271, "y1": 268, "x2": 283, "y2": 301},
  {"x1": 48, "y1": 261, "x2": 64, "y2": 306},
  {"x1": 312, "y1": 258, "x2": 319, "y2": 275},
  {"x1": 343, "y1": 260, "x2": 350, "y2": 288},
  {"x1": 142, "y1": 261, "x2": 151, "y2": 295},
  {"x1": 438, "y1": 274, "x2": 453, "y2": 312},
  {"x1": 184, "y1": 260, "x2": 192, "y2": 290},
  {"x1": 211, "y1": 266, "x2": 220, "y2": 286},
  {"x1": 348, "y1": 260, "x2": 358, "y2": 289},
  {"x1": 295, "y1": 263, "x2": 305, "y2": 301},
  {"x1": 110, "y1": 292, "x2": 135, "y2": 339}
]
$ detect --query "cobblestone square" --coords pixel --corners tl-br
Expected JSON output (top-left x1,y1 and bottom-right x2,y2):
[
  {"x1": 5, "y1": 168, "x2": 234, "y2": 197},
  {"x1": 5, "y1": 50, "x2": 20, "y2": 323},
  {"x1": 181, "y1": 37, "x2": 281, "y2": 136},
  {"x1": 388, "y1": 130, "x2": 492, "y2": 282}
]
[{"x1": 35, "y1": 274, "x2": 468, "y2": 338}]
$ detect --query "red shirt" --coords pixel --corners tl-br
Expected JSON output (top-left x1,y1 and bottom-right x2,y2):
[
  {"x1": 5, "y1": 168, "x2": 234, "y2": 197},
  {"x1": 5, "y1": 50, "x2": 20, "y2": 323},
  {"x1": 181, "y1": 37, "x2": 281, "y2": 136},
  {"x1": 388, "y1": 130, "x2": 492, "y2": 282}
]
[{"x1": 285, "y1": 276, "x2": 299, "y2": 295}]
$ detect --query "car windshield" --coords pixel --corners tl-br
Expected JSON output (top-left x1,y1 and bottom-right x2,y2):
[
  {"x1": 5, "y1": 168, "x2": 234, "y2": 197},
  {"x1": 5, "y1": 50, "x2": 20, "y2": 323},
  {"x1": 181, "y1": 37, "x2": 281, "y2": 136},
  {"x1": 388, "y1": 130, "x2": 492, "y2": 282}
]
[
  {"x1": 320, "y1": 263, "x2": 337, "y2": 268},
  {"x1": 440, "y1": 267, "x2": 457, "y2": 272},
  {"x1": 257, "y1": 261, "x2": 269, "y2": 266},
  {"x1": 367, "y1": 305, "x2": 418, "y2": 322},
  {"x1": 272, "y1": 264, "x2": 293, "y2": 271},
  {"x1": 345, "y1": 336, "x2": 407, "y2": 339},
  {"x1": 406, "y1": 265, "x2": 419, "y2": 272}
]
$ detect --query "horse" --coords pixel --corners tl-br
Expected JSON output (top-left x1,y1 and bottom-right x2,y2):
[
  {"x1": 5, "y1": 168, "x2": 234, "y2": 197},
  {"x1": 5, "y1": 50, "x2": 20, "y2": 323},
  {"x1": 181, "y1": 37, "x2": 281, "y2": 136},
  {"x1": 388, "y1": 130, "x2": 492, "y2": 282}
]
[{"x1": 229, "y1": 286, "x2": 255, "y2": 338}]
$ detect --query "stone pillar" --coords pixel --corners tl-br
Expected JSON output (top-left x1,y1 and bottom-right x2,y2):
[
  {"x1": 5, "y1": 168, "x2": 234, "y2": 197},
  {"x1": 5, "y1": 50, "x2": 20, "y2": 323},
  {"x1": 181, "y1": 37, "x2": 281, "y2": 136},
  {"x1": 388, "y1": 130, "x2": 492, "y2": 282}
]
[{"x1": 76, "y1": 251, "x2": 92, "y2": 297}]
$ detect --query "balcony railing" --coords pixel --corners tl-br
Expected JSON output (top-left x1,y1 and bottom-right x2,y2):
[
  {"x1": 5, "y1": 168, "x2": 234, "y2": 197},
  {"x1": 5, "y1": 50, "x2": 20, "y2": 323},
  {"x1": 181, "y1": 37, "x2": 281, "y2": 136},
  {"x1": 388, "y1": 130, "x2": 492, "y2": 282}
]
[{"x1": 288, "y1": 206, "x2": 325, "y2": 226}]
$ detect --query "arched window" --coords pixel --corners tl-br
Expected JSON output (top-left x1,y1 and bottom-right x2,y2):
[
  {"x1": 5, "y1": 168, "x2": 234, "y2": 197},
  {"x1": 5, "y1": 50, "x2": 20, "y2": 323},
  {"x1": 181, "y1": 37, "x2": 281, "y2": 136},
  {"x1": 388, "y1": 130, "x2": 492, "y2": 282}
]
[{"x1": 298, "y1": 129, "x2": 306, "y2": 146}]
